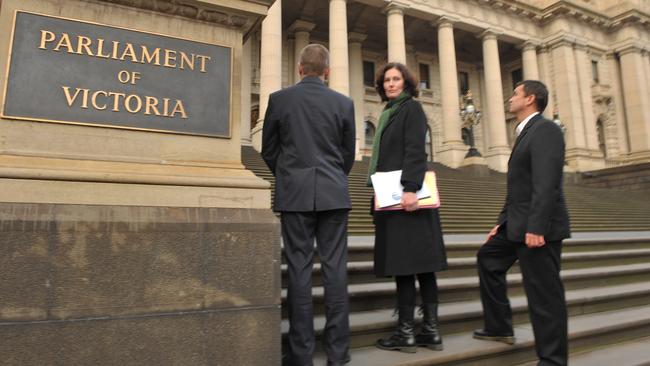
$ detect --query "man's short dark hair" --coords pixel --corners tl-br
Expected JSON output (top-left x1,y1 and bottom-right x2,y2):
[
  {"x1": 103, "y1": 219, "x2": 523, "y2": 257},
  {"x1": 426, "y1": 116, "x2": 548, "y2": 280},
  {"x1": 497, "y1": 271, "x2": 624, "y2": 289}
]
[
  {"x1": 375, "y1": 62, "x2": 420, "y2": 102},
  {"x1": 299, "y1": 44, "x2": 329, "y2": 76},
  {"x1": 516, "y1": 80, "x2": 548, "y2": 113}
]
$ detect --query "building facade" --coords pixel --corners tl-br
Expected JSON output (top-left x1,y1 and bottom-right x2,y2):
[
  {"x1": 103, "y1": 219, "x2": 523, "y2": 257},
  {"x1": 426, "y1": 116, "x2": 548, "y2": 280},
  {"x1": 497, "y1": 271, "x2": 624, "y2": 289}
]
[{"x1": 242, "y1": 0, "x2": 650, "y2": 172}]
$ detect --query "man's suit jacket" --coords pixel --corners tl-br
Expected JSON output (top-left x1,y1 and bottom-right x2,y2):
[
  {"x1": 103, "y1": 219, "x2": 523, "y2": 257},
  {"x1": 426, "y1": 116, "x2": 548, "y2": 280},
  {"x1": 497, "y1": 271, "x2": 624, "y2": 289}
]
[
  {"x1": 261, "y1": 76, "x2": 356, "y2": 212},
  {"x1": 498, "y1": 113, "x2": 571, "y2": 242}
]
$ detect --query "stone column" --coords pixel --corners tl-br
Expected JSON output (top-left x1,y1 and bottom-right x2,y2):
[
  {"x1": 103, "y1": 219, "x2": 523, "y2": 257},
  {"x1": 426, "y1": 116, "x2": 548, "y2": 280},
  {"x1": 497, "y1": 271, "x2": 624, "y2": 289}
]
[
  {"x1": 349, "y1": 32, "x2": 366, "y2": 160},
  {"x1": 329, "y1": 0, "x2": 350, "y2": 95},
  {"x1": 435, "y1": 16, "x2": 466, "y2": 168},
  {"x1": 619, "y1": 44, "x2": 650, "y2": 161},
  {"x1": 286, "y1": 36, "x2": 295, "y2": 85},
  {"x1": 289, "y1": 20, "x2": 315, "y2": 83},
  {"x1": 644, "y1": 50, "x2": 650, "y2": 100},
  {"x1": 573, "y1": 42, "x2": 600, "y2": 153},
  {"x1": 606, "y1": 52, "x2": 629, "y2": 155},
  {"x1": 550, "y1": 38, "x2": 587, "y2": 167},
  {"x1": 537, "y1": 46, "x2": 555, "y2": 119},
  {"x1": 481, "y1": 29, "x2": 510, "y2": 172},
  {"x1": 386, "y1": 2, "x2": 407, "y2": 64},
  {"x1": 521, "y1": 41, "x2": 539, "y2": 80},
  {"x1": 240, "y1": 38, "x2": 252, "y2": 145},
  {"x1": 251, "y1": 0, "x2": 282, "y2": 151}
]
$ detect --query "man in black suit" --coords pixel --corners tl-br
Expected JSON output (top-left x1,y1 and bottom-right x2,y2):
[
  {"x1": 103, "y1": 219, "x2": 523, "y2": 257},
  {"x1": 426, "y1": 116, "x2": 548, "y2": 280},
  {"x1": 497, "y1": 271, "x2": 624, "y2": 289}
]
[
  {"x1": 262, "y1": 44, "x2": 355, "y2": 366},
  {"x1": 473, "y1": 80, "x2": 570, "y2": 366}
]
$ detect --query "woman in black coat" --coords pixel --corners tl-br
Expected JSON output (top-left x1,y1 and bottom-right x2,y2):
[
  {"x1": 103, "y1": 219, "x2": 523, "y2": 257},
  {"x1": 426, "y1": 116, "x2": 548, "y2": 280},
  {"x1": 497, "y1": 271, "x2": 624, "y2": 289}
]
[{"x1": 368, "y1": 63, "x2": 448, "y2": 353}]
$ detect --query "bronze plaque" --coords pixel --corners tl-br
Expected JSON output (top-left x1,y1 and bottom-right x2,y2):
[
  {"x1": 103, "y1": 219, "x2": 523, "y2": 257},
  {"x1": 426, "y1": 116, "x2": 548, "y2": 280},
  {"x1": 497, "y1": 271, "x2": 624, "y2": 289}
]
[{"x1": 2, "y1": 11, "x2": 232, "y2": 138}]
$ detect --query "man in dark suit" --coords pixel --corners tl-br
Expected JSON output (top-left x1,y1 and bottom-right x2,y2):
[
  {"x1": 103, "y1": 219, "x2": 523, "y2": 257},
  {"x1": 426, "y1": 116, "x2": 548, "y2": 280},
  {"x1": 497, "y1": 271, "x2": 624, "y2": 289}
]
[
  {"x1": 262, "y1": 44, "x2": 355, "y2": 366},
  {"x1": 473, "y1": 80, "x2": 570, "y2": 366}
]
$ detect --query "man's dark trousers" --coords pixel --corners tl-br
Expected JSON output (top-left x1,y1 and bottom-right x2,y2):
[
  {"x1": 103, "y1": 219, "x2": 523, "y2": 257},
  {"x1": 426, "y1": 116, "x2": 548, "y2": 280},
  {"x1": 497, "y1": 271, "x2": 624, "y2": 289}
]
[
  {"x1": 477, "y1": 224, "x2": 568, "y2": 366},
  {"x1": 282, "y1": 209, "x2": 350, "y2": 366}
]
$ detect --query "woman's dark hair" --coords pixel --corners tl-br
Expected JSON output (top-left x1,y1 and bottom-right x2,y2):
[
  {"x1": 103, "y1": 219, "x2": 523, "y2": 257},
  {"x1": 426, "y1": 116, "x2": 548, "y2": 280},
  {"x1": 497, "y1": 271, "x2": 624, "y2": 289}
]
[
  {"x1": 515, "y1": 80, "x2": 548, "y2": 113},
  {"x1": 375, "y1": 62, "x2": 419, "y2": 101}
]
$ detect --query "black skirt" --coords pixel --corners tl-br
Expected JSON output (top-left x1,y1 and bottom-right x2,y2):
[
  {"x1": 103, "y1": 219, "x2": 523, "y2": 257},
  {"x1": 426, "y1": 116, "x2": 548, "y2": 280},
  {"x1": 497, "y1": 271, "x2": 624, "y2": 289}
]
[{"x1": 373, "y1": 208, "x2": 448, "y2": 277}]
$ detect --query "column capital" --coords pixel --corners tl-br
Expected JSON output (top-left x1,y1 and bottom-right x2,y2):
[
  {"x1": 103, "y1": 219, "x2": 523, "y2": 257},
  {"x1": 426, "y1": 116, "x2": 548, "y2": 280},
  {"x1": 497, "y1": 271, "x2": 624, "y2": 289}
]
[
  {"x1": 434, "y1": 15, "x2": 459, "y2": 29},
  {"x1": 383, "y1": 1, "x2": 410, "y2": 15},
  {"x1": 573, "y1": 39, "x2": 590, "y2": 52},
  {"x1": 518, "y1": 40, "x2": 541, "y2": 51},
  {"x1": 288, "y1": 19, "x2": 316, "y2": 33},
  {"x1": 479, "y1": 28, "x2": 503, "y2": 41},
  {"x1": 616, "y1": 41, "x2": 645, "y2": 56},
  {"x1": 545, "y1": 34, "x2": 576, "y2": 50},
  {"x1": 348, "y1": 32, "x2": 367, "y2": 44}
]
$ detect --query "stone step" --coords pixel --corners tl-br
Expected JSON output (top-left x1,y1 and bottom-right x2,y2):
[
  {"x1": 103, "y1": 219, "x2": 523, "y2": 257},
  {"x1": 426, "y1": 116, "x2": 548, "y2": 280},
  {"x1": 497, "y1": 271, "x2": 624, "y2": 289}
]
[
  {"x1": 283, "y1": 281, "x2": 650, "y2": 350},
  {"x1": 348, "y1": 202, "x2": 650, "y2": 211},
  {"x1": 241, "y1": 146, "x2": 650, "y2": 236},
  {"x1": 280, "y1": 248, "x2": 650, "y2": 287},
  {"x1": 337, "y1": 237, "x2": 650, "y2": 262},
  {"x1": 310, "y1": 304, "x2": 650, "y2": 366},
  {"x1": 348, "y1": 225, "x2": 650, "y2": 235},
  {"x1": 280, "y1": 262, "x2": 650, "y2": 316},
  {"x1": 347, "y1": 203, "x2": 650, "y2": 212},
  {"x1": 350, "y1": 216, "x2": 650, "y2": 225},
  {"x1": 514, "y1": 336, "x2": 650, "y2": 366}
]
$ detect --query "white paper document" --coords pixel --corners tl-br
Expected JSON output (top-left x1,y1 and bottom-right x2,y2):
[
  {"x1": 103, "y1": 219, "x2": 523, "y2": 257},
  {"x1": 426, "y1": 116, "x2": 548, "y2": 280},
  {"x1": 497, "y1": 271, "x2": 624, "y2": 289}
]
[{"x1": 370, "y1": 170, "x2": 431, "y2": 208}]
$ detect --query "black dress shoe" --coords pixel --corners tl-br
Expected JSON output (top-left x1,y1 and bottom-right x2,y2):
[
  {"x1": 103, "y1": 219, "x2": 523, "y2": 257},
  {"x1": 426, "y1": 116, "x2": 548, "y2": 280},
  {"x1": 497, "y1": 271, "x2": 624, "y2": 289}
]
[
  {"x1": 472, "y1": 329, "x2": 516, "y2": 345},
  {"x1": 327, "y1": 354, "x2": 351, "y2": 366}
]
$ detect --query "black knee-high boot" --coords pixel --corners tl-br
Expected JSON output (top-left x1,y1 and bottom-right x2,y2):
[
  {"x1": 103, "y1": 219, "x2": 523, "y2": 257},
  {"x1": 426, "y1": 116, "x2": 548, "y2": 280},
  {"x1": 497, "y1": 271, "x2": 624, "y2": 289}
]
[
  {"x1": 375, "y1": 306, "x2": 417, "y2": 353},
  {"x1": 416, "y1": 303, "x2": 443, "y2": 350}
]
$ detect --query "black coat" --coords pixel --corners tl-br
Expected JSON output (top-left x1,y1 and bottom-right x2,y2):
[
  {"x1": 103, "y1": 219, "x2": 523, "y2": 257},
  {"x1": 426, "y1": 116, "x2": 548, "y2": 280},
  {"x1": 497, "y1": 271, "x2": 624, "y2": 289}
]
[
  {"x1": 372, "y1": 98, "x2": 448, "y2": 277},
  {"x1": 498, "y1": 113, "x2": 571, "y2": 242},
  {"x1": 261, "y1": 76, "x2": 356, "y2": 212}
]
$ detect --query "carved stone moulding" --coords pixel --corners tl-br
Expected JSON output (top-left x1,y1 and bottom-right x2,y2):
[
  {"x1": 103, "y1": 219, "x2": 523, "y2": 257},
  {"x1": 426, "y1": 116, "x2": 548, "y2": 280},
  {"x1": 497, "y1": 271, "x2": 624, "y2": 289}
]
[{"x1": 97, "y1": 0, "x2": 256, "y2": 30}]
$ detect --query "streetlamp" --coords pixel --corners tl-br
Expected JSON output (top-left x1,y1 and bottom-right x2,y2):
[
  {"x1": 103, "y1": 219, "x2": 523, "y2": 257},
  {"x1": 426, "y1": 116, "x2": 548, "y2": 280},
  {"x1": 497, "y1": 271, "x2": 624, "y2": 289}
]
[{"x1": 460, "y1": 90, "x2": 482, "y2": 158}]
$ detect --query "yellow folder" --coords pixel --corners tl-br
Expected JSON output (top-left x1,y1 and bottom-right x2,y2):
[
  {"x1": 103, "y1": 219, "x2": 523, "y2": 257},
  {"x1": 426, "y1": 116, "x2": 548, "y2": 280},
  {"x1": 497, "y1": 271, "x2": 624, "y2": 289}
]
[{"x1": 374, "y1": 171, "x2": 440, "y2": 211}]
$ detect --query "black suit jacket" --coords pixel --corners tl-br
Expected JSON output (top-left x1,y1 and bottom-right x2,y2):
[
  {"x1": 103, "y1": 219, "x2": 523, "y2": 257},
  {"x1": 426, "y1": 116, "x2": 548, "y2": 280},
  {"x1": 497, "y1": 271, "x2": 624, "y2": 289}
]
[
  {"x1": 261, "y1": 76, "x2": 356, "y2": 212},
  {"x1": 498, "y1": 113, "x2": 571, "y2": 242}
]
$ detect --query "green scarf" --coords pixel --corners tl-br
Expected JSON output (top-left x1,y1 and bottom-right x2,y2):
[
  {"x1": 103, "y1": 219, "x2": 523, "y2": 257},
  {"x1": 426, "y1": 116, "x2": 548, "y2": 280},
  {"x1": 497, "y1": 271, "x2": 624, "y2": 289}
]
[{"x1": 367, "y1": 91, "x2": 411, "y2": 186}]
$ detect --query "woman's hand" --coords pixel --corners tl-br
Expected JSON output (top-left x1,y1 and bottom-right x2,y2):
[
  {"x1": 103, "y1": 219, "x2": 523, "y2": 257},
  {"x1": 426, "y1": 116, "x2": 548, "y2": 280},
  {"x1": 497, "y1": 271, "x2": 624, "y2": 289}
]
[{"x1": 401, "y1": 192, "x2": 419, "y2": 212}]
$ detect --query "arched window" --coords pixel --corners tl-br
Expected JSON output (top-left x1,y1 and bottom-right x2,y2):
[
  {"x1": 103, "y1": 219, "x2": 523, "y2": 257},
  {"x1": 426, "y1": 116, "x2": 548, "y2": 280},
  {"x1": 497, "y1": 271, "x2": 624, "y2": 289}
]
[{"x1": 364, "y1": 121, "x2": 376, "y2": 155}]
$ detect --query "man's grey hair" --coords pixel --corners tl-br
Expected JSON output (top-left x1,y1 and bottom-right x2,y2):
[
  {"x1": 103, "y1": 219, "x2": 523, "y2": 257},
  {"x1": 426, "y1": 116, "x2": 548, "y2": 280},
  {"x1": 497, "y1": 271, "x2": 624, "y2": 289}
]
[{"x1": 299, "y1": 44, "x2": 329, "y2": 76}]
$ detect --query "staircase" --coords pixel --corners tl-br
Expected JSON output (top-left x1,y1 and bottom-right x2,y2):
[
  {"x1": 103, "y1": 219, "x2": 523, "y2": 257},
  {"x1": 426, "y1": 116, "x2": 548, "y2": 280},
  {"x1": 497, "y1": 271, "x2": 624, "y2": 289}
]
[
  {"x1": 241, "y1": 146, "x2": 650, "y2": 234},
  {"x1": 241, "y1": 146, "x2": 650, "y2": 365}
]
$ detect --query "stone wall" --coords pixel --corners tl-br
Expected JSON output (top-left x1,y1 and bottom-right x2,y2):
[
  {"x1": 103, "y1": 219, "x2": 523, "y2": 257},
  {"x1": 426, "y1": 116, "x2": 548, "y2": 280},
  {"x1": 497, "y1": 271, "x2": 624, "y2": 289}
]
[
  {"x1": 0, "y1": 203, "x2": 281, "y2": 365},
  {"x1": 580, "y1": 163, "x2": 650, "y2": 191}
]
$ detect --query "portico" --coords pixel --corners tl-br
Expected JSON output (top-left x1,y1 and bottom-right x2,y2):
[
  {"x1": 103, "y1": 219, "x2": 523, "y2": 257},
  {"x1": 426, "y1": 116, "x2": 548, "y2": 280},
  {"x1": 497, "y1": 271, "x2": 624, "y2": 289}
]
[{"x1": 247, "y1": 0, "x2": 650, "y2": 172}]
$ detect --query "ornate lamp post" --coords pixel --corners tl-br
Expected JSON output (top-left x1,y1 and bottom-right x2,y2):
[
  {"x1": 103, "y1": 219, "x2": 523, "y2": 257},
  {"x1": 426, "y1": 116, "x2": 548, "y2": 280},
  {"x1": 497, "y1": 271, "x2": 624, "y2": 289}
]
[{"x1": 460, "y1": 90, "x2": 482, "y2": 157}]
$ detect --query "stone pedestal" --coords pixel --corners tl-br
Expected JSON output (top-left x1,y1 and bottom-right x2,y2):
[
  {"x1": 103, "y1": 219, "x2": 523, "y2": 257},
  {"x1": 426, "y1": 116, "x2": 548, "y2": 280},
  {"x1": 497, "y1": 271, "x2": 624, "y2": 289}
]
[
  {"x1": 459, "y1": 156, "x2": 490, "y2": 177},
  {"x1": 0, "y1": 0, "x2": 280, "y2": 365}
]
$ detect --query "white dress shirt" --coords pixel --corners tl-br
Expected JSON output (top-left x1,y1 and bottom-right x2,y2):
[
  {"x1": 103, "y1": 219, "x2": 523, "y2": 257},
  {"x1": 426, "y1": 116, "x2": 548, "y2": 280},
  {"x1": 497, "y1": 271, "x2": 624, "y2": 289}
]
[{"x1": 515, "y1": 111, "x2": 539, "y2": 136}]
